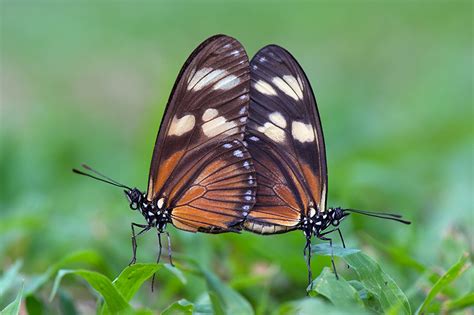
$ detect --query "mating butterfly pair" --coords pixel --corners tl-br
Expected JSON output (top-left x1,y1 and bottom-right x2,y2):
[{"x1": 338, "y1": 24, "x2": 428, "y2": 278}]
[{"x1": 74, "y1": 35, "x2": 410, "y2": 286}]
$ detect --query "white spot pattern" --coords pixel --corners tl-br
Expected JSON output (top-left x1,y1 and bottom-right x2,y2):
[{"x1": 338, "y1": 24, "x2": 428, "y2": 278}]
[
  {"x1": 291, "y1": 121, "x2": 315, "y2": 143},
  {"x1": 169, "y1": 114, "x2": 195, "y2": 136},
  {"x1": 188, "y1": 68, "x2": 227, "y2": 91},
  {"x1": 254, "y1": 80, "x2": 277, "y2": 96},
  {"x1": 269, "y1": 112, "x2": 287, "y2": 128},
  {"x1": 202, "y1": 116, "x2": 238, "y2": 137},
  {"x1": 157, "y1": 198, "x2": 164, "y2": 209},
  {"x1": 257, "y1": 122, "x2": 285, "y2": 143},
  {"x1": 213, "y1": 74, "x2": 240, "y2": 90},
  {"x1": 272, "y1": 75, "x2": 303, "y2": 101},
  {"x1": 233, "y1": 149, "x2": 243, "y2": 158},
  {"x1": 202, "y1": 108, "x2": 218, "y2": 121}
]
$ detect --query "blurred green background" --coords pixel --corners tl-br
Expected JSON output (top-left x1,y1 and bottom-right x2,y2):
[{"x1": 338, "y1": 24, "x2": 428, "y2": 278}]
[{"x1": 1, "y1": 1, "x2": 472, "y2": 314}]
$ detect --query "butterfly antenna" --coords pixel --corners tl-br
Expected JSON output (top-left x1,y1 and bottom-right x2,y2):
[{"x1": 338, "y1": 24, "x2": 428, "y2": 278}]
[
  {"x1": 72, "y1": 164, "x2": 132, "y2": 190},
  {"x1": 343, "y1": 208, "x2": 411, "y2": 225}
]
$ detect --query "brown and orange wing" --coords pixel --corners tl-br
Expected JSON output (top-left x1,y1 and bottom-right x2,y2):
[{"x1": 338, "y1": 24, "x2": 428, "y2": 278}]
[
  {"x1": 244, "y1": 45, "x2": 327, "y2": 233},
  {"x1": 146, "y1": 35, "x2": 250, "y2": 203},
  {"x1": 170, "y1": 140, "x2": 256, "y2": 233}
]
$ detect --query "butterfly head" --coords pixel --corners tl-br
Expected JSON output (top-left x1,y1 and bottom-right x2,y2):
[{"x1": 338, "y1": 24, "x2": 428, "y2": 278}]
[
  {"x1": 326, "y1": 207, "x2": 350, "y2": 227},
  {"x1": 124, "y1": 188, "x2": 144, "y2": 210}
]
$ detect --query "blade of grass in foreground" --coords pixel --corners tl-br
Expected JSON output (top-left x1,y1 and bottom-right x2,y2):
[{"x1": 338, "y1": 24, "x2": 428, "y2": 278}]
[
  {"x1": 312, "y1": 244, "x2": 411, "y2": 315},
  {"x1": 50, "y1": 269, "x2": 131, "y2": 314},
  {"x1": 183, "y1": 258, "x2": 254, "y2": 315},
  {"x1": 416, "y1": 252, "x2": 471, "y2": 315},
  {"x1": 1, "y1": 283, "x2": 23, "y2": 315}
]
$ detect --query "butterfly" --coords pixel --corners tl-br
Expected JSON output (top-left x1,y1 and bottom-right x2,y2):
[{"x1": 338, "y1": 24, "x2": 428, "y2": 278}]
[
  {"x1": 74, "y1": 35, "x2": 256, "y2": 267},
  {"x1": 242, "y1": 44, "x2": 410, "y2": 285}
]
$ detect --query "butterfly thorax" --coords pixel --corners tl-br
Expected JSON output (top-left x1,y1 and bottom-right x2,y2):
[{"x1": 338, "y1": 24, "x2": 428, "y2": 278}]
[
  {"x1": 301, "y1": 206, "x2": 348, "y2": 239},
  {"x1": 125, "y1": 188, "x2": 171, "y2": 231}
]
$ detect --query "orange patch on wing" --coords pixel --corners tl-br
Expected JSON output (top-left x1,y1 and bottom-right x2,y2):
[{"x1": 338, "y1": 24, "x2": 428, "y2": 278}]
[
  {"x1": 147, "y1": 151, "x2": 184, "y2": 200},
  {"x1": 175, "y1": 185, "x2": 206, "y2": 206},
  {"x1": 248, "y1": 206, "x2": 300, "y2": 227},
  {"x1": 172, "y1": 206, "x2": 232, "y2": 228},
  {"x1": 301, "y1": 162, "x2": 322, "y2": 211},
  {"x1": 273, "y1": 184, "x2": 300, "y2": 210}
]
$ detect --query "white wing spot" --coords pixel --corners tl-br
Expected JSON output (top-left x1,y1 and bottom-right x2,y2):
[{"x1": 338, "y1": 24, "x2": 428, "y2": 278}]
[
  {"x1": 240, "y1": 117, "x2": 247, "y2": 123},
  {"x1": 202, "y1": 116, "x2": 238, "y2": 137},
  {"x1": 187, "y1": 67, "x2": 211, "y2": 89},
  {"x1": 157, "y1": 198, "x2": 165, "y2": 209},
  {"x1": 259, "y1": 57, "x2": 267, "y2": 62},
  {"x1": 233, "y1": 149, "x2": 243, "y2": 158},
  {"x1": 243, "y1": 161, "x2": 250, "y2": 169},
  {"x1": 249, "y1": 136, "x2": 259, "y2": 142},
  {"x1": 223, "y1": 143, "x2": 233, "y2": 148},
  {"x1": 272, "y1": 75, "x2": 303, "y2": 100},
  {"x1": 254, "y1": 80, "x2": 277, "y2": 96},
  {"x1": 214, "y1": 74, "x2": 240, "y2": 90},
  {"x1": 169, "y1": 114, "x2": 195, "y2": 136},
  {"x1": 257, "y1": 122, "x2": 285, "y2": 143},
  {"x1": 202, "y1": 108, "x2": 218, "y2": 121},
  {"x1": 284, "y1": 75, "x2": 304, "y2": 98},
  {"x1": 291, "y1": 121, "x2": 315, "y2": 143},
  {"x1": 269, "y1": 112, "x2": 287, "y2": 128},
  {"x1": 189, "y1": 69, "x2": 227, "y2": 91},
  {"x1": 230, "y1": 50, "x2": 240, "y2": 56},
  {"x1": 309, "y1": 207, "x2": 316, "y2": 218}
]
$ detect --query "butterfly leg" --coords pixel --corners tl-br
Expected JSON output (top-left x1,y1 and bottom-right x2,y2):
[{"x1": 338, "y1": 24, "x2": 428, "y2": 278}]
[
  {"x1": 129, "y1": 223, "x2": 150, "y2": 266},
  {"x1": 319, "y1": 228, "x2": 346, "y2": 248},
  {"x1": 318, "y1": 235, "x2": 339, "y2": 279},
  {"x1": 303, "y1": 237, "x2": 313, "y2": 291},
  {"x1": 164, "y1": 231, "x2": 174, "y2": 266},
  {"x1": 151, "y1": 232, "x2": 163, "y2": 292}
]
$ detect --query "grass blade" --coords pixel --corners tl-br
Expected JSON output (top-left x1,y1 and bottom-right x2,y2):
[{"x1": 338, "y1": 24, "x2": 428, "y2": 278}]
[
  {"x1": 49, "y1": 269, "x2": 130, "y2": 314},
  {"x1": 1, "y1": 283, "x2": 23, "y2": 315},
  {"x1": 161, "y1": 299, "x2": 194, "y2": 315},
  {"x1": 416, "y1": 252, "x2": 471, "y2": 314},
  {"x1": 201, "y1": 269, "x2": 254, "y2": 315}
]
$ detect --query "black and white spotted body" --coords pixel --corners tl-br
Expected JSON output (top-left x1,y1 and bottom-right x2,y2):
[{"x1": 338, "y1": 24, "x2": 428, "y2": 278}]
[
  {"x1": 125, "y1": 188, "x2": 171, "y2": 232},
  {"x1": 300, "y1": 207, "x2": 350, "y2": 241}
]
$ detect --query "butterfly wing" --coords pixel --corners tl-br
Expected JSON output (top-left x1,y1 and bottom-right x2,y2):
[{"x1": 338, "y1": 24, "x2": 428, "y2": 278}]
[
  {"x1": 146, "y1": 35, "x2": 253, "y2": 232},
  {"x1": 171, "y1": 140, "x2": 256, "y2": 233},
  {"x1": 244, "y1": 45, "x2": 327, "y2": 234}
]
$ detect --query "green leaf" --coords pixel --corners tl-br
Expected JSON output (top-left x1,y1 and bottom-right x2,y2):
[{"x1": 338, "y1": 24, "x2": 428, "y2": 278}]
[
  {"x1": 201, "y1": 269, "x2": 254, "y2": 315},
  {"x1": 1, "y1": 284, "x2": 23, "y2": 315},
  {"x1": 49, "y1": 269, "x2": 131, "y2": 314},
  {"x1": 416, "y1": 253, "x2": 471, "y2": 315},
  {"x1": 25, "y1": 250, "x2": 108, "y2": 295},
  {"x1": 308, "y1": 267, "x2": 364, "y2": 309},
  {"x1": 312, "y1": 244, "x2": 411, "y2": 314},
  {"x1": 161, "y1": 299, "x2": 194, "y2": 315},
  {"x1": 58, "y1": 290, "x2": 78, "y2": 315},
  {"x1": 443, "y1": 292, "x2": 474, "y2": 312},
  {"x1": 0, "y1": 261, "x2": 22, "y2": 296},
  {"x1": 112, "y1": 263, "x2": 161, "y2": 301},
  {"x1": 278, "y1": 297, "x2": 367, "y2": 315},
  {"x1": 25, "y1": 295, "x2": 45, "y2": 315},
  {"x1": 164, "y1": 263, "x2": 187, "y2": 284}
]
